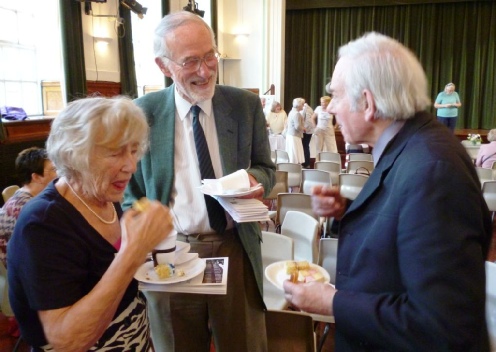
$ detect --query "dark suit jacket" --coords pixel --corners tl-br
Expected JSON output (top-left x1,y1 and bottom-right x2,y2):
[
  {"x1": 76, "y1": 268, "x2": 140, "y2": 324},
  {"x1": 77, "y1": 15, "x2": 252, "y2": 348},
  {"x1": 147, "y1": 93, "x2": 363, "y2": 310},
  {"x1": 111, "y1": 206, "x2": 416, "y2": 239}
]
[
  {"x1": 333, "y1": 112, "x2": 492, "y2": 351},
  {"x1": 122, "y1": 84, "x2": 275, "y2": 299}
]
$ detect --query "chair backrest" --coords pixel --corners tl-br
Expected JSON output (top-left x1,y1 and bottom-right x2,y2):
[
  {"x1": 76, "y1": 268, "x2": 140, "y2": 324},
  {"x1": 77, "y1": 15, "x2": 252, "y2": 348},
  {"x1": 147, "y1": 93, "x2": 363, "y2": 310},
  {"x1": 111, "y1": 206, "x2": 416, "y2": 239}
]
[
  {"x1": 318, "y1": 238, "x2": 338, "y2": 285},
  {"x1": 476, "y1": 167, "x2": 494, "y2": 186},
  {"x1": 339, "y1": 173, "x2": 369, "y2": 200},
  {"x1": 0, "y1": 262, "x2": 13, "y2": 317},
  {"x1": 314, "y1": 161, "x2": 341, "y2": 186},
  {"x1": 346, "y1": 160, "x2": 375, "y2": 175},
  {"x1": 265, "y1": 310, "x2": 316, "y2": 352},
  {"x1": 281, "y1": 210, "x2": 320, "y2": 263},
  {"x1": 348, "y1": 153, "x2": 373, "y2": 162},
  {"x1": 265, "y1": 170, "x2": 289, "y2": 201},
  {"x1": 276, "y1": 193, "x2": 316, "y2": 231},
  {"x1": 300, "y1": 169, "x2": 332, "y2": 195},
  {"x1": 482, "y1": 181, "x2": 496, "y2": 212},
  {"x1": 318, "y1": 151, "x2": 341, "y2": 166},
  {"x1": 486, "y1": 261, "x2": 496, "y2": 351},
  {"x1": 277, "y1": 162, "x2": 302, "y2": 188},
  {"x1": 2, "y1": 185, "x2": 19, "y2": 203},
  {"x1": 261, "y1": 231, "x2": 294, "y2": 310},
  {"x1": 275, "y1": 149, "x2": 290, "y2": 164}
]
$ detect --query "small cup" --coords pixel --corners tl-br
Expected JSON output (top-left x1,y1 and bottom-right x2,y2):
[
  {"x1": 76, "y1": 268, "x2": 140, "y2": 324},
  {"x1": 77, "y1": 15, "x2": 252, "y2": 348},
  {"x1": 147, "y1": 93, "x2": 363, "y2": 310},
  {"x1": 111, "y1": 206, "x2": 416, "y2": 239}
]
[{"x1": 152, "y1": 231, "x2": 177, "y2": 267}]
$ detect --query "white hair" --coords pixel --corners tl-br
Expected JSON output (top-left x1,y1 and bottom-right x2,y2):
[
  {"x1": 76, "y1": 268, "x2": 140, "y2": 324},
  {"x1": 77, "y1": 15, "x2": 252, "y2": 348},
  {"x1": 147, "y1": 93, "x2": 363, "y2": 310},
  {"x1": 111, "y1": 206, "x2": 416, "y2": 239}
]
[{"x1": 337, "y1": 32, "x2": 431, "y2": 120}]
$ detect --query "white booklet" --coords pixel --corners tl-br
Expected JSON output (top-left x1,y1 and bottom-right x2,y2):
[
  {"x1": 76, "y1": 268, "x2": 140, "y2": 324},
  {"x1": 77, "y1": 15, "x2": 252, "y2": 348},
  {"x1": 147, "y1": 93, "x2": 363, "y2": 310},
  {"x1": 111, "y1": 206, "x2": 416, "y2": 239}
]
[
  {"x1": 139, "y1": 257, "x2": 228, "y2": 295},
  {"x1": 216, "y1": 197, "x2": 270, "y2": 223}
]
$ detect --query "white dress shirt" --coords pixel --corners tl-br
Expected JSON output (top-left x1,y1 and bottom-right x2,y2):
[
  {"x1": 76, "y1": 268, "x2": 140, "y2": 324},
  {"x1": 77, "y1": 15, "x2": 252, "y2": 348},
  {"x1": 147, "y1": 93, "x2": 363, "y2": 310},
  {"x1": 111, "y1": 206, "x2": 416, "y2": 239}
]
[{"x1": 170, "y1": 89, "x2": 231, "y2": 234}]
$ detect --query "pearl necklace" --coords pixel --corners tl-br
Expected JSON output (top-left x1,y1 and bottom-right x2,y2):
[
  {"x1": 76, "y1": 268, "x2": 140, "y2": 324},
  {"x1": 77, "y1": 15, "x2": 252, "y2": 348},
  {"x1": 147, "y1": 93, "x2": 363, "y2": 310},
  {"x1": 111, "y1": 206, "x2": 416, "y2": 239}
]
[{"x1": 66, "y1": 182, "x2": 117, "y2": 225}]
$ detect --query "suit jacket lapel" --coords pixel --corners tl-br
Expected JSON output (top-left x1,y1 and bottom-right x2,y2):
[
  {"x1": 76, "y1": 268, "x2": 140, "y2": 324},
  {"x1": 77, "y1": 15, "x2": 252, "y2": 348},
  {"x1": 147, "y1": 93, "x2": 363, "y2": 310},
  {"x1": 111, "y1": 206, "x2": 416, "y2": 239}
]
[{"x1": 212, "y1": 87, "x2": 238, "y2": 174}]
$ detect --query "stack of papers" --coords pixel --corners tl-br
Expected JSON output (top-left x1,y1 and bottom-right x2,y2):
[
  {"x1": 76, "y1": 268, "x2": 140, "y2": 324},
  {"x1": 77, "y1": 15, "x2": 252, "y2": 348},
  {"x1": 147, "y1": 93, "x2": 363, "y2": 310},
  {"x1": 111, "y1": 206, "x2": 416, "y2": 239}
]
[{"x1": 216, "y1": 197, "x2": 270, "y2": 223}]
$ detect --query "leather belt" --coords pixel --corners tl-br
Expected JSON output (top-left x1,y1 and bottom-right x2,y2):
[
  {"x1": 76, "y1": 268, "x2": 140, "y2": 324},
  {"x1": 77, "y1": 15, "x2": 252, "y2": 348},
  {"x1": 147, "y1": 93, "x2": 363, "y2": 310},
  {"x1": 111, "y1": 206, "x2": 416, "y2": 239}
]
[{"x1": 177, "y1": 228, "x2": 237, "y2": 243}]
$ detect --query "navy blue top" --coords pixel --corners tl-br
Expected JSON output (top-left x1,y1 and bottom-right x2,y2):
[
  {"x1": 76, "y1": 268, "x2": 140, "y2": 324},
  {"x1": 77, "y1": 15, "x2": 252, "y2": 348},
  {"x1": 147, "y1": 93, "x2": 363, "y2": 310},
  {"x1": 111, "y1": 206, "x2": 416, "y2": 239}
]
[{"x1": 7, "y1": 180, "x2": 134, "y2": 348}]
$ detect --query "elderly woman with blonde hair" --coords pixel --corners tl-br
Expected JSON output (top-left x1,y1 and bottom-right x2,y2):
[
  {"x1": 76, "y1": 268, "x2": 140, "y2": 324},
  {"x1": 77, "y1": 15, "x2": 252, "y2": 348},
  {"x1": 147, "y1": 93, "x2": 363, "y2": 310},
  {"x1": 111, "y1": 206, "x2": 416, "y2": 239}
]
[
  {"x1": 476, "y1": 129, "x2": 496, "y2": 168},
  {"x1": 8, "y1": 96, "x2": 173, "y2": 351}
]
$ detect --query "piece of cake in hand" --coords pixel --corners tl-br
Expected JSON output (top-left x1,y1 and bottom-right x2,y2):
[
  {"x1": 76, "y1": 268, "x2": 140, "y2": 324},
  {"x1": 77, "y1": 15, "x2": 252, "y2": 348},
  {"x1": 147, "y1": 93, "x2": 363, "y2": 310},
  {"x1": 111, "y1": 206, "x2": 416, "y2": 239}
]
[
  {"x1": 285, "y1": 261, "x2": 298, "y2": 283},
  {"x1": 154, "y1": 263, "x2": 175, "y2": 279},
  {"x1": 132, "y1": 197, "x2": 151, "y2": 212}
]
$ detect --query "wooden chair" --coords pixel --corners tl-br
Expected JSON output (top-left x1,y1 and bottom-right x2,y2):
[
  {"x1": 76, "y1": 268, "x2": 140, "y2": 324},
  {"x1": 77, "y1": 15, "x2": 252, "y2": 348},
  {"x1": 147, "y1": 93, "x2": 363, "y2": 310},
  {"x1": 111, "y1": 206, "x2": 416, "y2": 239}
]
[
  {"x1": 2, "y1": 185, "x2": 19, "y2": 203},
  {"x1": 266, "y1": 310, "x2": 316, "y2": 352}
]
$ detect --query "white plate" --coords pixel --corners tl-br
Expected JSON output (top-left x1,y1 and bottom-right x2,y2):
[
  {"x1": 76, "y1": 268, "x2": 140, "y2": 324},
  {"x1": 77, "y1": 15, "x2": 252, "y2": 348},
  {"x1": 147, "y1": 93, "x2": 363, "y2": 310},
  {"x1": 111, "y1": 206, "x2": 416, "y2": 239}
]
[
  {"x1": 135, "y1": 258, "x2": 206, "y2": 284},
  {"x1": 175, "y1": 252, "x2": 199, "y2": 266},
  {"x1": 175, "y1": 241, "x2": 190, "y2": 255},
  {"x1": 199, "y1": 184, "x2": 263, "y2": 198},
  {"x1": 264, "y1": 261, "x2": 330, "y2": 291}
]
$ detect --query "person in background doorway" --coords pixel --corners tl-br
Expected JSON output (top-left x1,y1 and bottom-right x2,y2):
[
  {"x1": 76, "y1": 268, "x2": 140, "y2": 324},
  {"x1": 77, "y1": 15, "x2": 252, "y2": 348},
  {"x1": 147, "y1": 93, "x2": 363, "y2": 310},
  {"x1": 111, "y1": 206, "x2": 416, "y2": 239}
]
[
  {"x1": 476, "y1": 128, "x2": 496, "y2": 168},
  {"x1": 434, "y1": 82, "x2": 461, "y2": 132},
  {"x1": 0, "y1": 147, "x2": 57, "y2": 268},
  {"x1": 284, "y1": 32, "x2": 491, "y2": 351},
  {"x1": 313, "y1": 96, "x2": 338, "y2": 153}
]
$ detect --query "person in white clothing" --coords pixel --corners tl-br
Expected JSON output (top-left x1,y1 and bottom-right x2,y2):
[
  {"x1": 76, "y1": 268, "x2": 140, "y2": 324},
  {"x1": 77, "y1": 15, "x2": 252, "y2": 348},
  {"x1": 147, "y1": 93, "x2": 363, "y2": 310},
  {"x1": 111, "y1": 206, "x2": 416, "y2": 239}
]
[
  {"x1": 301, "y1": 100, "x2": 315, "y2": 168},
  {"x1": 285, "y1": 98, "x2": 305, "y2": 164},
  {"x1": 313, "y1": 96, "x2": 338, "y2": 153}
]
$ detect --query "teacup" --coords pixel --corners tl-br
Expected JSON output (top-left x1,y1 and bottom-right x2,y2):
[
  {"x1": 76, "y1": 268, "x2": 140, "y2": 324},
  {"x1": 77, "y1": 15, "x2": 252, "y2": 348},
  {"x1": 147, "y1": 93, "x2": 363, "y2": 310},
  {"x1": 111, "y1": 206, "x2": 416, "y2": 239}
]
[{"x1": 152, "y1": 230, "x2": 177, "y2": 267}]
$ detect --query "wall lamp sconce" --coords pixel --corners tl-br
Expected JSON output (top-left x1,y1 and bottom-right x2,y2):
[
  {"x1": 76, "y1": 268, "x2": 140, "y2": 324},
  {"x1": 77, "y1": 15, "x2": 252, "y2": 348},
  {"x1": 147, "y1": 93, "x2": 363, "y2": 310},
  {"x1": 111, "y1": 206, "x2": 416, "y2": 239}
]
[{"x1": 94, "y1": 37, "x2": 112, "y2": 46}]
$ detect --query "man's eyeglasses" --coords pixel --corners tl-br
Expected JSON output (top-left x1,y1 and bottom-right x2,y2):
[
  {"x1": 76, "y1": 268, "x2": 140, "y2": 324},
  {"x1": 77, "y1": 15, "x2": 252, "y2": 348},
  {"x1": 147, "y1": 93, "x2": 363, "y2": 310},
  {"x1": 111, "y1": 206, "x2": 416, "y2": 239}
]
[{"x1": 164, "y1": 52, "x2": 220, "y2": 72}]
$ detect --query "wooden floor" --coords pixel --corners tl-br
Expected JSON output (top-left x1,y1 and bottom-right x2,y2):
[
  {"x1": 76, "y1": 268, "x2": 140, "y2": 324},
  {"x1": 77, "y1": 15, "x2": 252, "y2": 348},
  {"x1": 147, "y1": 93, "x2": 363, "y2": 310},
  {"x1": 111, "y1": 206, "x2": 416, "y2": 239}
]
[{"x1": 0, "y1": 222, "x2": 494, "y2": 352}]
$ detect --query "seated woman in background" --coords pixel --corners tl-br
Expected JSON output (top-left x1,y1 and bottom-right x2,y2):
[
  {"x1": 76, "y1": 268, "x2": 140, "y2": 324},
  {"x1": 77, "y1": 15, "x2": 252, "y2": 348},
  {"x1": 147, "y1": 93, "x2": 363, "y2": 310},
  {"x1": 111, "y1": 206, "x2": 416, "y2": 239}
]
[
  {"x1": 0, "y1": 147, "x2": 57, "y2": 268},
  {"x1": 266, "y1": 101, "x2": 287, "y2": 135},
  {"x1": 8, "y1": 97, "x2": 173, "y2": 351},
  {"x1": 475, "y1": 128, "x2": 496, "y2": 168}
]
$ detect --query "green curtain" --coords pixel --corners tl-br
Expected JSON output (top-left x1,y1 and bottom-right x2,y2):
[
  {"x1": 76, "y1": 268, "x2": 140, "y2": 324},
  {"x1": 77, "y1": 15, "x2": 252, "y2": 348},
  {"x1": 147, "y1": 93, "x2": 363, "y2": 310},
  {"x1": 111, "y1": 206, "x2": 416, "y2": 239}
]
[
  {"x1": 285, "y1": 1, "x2": 496, "y2": 129},
  {"x1": 59, "y1": 0, "x2": 87, "y2": 101},
  {"x1": 119, "y1": 6, "x2": 138, "y2": 98}
]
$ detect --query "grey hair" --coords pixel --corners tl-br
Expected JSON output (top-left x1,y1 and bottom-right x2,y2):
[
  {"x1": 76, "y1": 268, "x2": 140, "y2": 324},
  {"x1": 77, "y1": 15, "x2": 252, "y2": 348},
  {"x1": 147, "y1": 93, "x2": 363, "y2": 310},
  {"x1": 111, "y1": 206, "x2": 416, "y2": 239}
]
[
  {"x1": 445, "y1": 82, "x2": 456, "y2": 92},
  {"x1": 47, "y1": 97, "x2": 149, "y2": 193},
  {"x1": 154, "y1": 11, "x2": 217, "y2": 60},
  {"x1": 488, "y1": 129, "x2": 496, "y2": 142},
  {"x1": 293, "y1": 98, "x2": 305, "y2": 109},
  {"x1": 337, "y1": 32, "x2": 431, "y2": 120}
]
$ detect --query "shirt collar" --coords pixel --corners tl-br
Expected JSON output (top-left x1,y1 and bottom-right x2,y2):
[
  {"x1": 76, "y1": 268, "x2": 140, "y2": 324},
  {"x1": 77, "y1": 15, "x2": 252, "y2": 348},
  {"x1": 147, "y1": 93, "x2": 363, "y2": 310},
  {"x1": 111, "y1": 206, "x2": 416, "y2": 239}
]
[
  {"x1": 174, "y1": 88, "x2": 213, "y2": 121},
  {"x1": 372, "y1": 119, "x2": 405, "y2": 166}
]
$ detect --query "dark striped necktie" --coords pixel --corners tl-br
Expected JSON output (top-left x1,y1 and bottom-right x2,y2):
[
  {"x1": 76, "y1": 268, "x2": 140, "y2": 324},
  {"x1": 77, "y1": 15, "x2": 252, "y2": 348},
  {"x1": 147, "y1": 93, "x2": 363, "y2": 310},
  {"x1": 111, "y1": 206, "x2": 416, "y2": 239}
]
[{"x1": 191, "y1": 105, "x2": 227, "y2": 234}]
